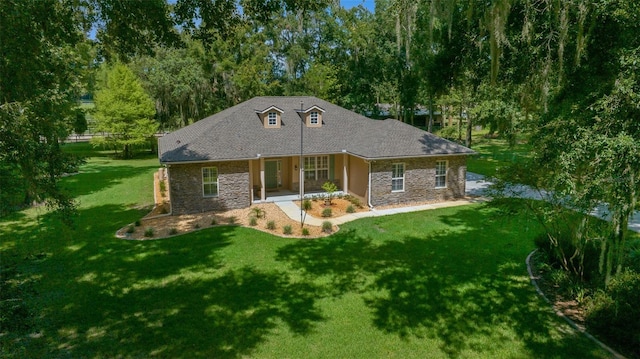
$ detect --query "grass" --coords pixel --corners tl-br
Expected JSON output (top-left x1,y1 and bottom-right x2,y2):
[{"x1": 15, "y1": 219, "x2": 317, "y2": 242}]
[
  {"x1": 0, "y1": 143, "x2": 612, "y2": 358},
  {"x1": 462, "y1": 131, "x2": 532, "y2": 177}
]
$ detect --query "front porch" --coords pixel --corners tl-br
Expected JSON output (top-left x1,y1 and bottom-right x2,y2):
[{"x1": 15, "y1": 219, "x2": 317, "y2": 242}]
[{"x1": 249, "y1": 153, "x2": 367, "y2": 204}]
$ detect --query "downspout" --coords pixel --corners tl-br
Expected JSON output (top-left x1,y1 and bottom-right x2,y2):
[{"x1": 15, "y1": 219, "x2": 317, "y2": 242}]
[{"x1": 367, "y1": 160, "x2": 373, "y2": 209}]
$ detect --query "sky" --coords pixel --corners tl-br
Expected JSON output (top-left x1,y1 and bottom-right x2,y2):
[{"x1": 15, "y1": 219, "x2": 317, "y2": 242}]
[{"x1": 340, "y1": 0, "x2": 375, "y2": 11}]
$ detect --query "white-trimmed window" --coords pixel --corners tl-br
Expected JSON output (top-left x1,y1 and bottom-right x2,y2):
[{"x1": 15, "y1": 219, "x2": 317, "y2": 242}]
[
  {"x1": 267, "y1": 112, "x2": 277, "y2": 126},
  {"x1": 310, "y1": 111, "x2": 319, "y2": 124},
  {"x1": 202, "y1": 167, "x2": 219, "y2": 197},
  {"x1": 392, "y1": 163, "x2": 405, "y2": 192},
  {"x1": 304, "y1": 156, "x2": 329, "y2": 180},
  {"x1": 435, "y1": 160, "x2": 447, "y2": 188}
]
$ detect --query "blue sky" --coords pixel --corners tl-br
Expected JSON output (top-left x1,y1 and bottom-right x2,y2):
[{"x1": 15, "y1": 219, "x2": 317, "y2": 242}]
[{"x1": 341, "y1": 0, "x2": 375, "y2": 11}]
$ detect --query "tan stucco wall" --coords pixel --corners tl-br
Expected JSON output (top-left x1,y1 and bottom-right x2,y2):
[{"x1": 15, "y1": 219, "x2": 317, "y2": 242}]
[{"x1": 349, "y1": 156, "x2": 369, "y2": 198}]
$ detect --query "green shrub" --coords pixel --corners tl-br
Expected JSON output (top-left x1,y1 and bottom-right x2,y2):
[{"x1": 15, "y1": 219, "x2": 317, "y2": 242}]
[
  {"x1": 346, "y1": 205, "x2": 355, "y2": 213},
  {"x1": 249, "y1": 216, "x2": 258, "y2": 226},
  {"x1": 228, "y1": 216, "x2": 237, "y2": 224},
  {"x1": 302, "y1": 228, "x2": 310, "y2": 236},
  {"x1": 585, "y1": 270, "x2": 640, "y2": 350},
  {"x1": 322, "y1": 181, "x2": 338, "y2": 204},
  {"x1": 126, "y1": 225, "x2": 135, "y2": 234},
  {"x1": 322, "y1": 208, "x2": 332, "y2": 217},
  {"x1": 210, "y1": 218, "x2": 217, "y2": 226},
  {"x1": 194, "y1": 223, "x2": 200, "y2": 229},
  {"x1": 322, "y1": 221, "x2": 333, "y2": 233},
  {"x1": 159, "y1": 180, "x2": 166, "y2": 194},
  {"x1": 144, "y1": 227, "x2": 154, "y2": 237},
  {"x1": 266, "y1": 220, "x2": 276, "y2": 230},
  {"x1": 283, "y1": 225, "x2": 292, "y2": 235},
  {"x1": 303, "y1": 199, "x2": 312, "y2": 211},
  {"x1": 134, "y1": 219, "x2": 141, "y2": 227},
  {"x1": 251, "y1": 207, "x2": 265, "y2": 219},
  {"x1": 169, "y1": 228, "x2": 178, "y2": 235},
  {"x1": 346, "y1": 195, "x2": 362, "y2": 208},
  {"x1": 533, "y1": 228, "x2": 601, "y2": 282}
]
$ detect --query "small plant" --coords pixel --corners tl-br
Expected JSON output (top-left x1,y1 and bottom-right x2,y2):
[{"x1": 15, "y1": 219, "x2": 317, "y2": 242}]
[
  {"x1": 194, "y1": 223, "x2": 200, "y2": 229},
  {"x1": 210, "y1": 218, "x2": 217, "y2": 226},
  {"x1": 266, "y1": 220, "x2": 276, "y2": 230},
  {"x1": 302, "y1": 228, "x2": 310, "y2": 236},
  {"x1": 251, "y1": 207, "x2": 265, "y2": 219},
  {"x1": 144, "y1": 227, "x2": 154, "y2": 237},
  {"x1": 228, "y1": 216, "x2": 237, "y2": 224},
  {"x1": 322, "y1": 221, "x2": 333, "y2": 233},
  {"x1": 348, "y1": 196, "x2": 362, "y2": 208},
  {"x1": 159, "y1": 180, "x2": 166, "y2": 195},
  {"x1": 134, "y1": 219, "x2": 141, "y2": 227},
  {"x1": 346, "y1": 205, "x2": 355, "y2": 213},
  {"x1": 303, "y1": 199, "x2": 312, "y2": 211},
  {"x1": 169, "y1": 227, "x2": 178, "y2": 235},
  {"x1": 126, "y1": 225, "x2": 135, "y2": 234},
  {"x1": 322, "y1": 181, "x2": 338, "y2": 204},
  {"x1": 322, "y1": 208, "x2": 332, "y2": 217},
  {"x1": 249, "y1": 216, "x2": 258, "y2": 226},
  {"x1": 283, "y1": 225, "x2": 292, "y2": 235},
  {"x1": 160, "y1": 206, "x2": 169, "y2": 214}
]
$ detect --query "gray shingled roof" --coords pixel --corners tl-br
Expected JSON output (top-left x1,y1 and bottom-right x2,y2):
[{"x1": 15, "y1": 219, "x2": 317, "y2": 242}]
[{"x1": 158, "y1": 96, "x2": 474, "y2": 163}]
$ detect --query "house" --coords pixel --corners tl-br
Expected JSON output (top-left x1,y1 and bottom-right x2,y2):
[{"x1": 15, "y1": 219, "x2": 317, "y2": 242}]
[{"x1": 158, "y1": 96, "x2": 474, "y2": 215}]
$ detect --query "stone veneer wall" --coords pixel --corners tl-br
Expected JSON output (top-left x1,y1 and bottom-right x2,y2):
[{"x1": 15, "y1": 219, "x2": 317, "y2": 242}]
[
  {"x1": 369, "y1": 156, "x2": 467, "y2": 207},
  {"x1": 168, "y1": 161, "x2": 250, "y2": 214}
]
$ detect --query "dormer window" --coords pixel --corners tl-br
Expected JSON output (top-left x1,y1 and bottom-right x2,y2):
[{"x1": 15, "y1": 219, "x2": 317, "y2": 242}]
[
  {"x1": 300, "y1": 105, "x2": 325, "y2": 128},
  {"x1": 268, "y1": 112, "x2": 277, "y2": 126},
  {"x1": 256, "y1": 105, "x2": 284, "y2": 128}
]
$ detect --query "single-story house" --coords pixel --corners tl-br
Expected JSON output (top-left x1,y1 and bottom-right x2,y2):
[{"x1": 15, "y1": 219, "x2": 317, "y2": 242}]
[{"x1": 158, "y1": 96, "x2": 474, "y2": 215}]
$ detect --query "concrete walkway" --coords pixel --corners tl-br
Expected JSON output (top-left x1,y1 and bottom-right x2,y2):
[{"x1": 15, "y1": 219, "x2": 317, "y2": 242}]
[
  {"x1": 274, "y1": 198, "x2": 483, "y2": 227},
  {"x1": 276, "y1": 172, "x2": 640, "y2": 232}
]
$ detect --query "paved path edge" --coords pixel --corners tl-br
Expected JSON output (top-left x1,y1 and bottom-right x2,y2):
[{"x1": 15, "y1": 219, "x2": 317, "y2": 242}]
[{"x1": 525, "y1": 249, "x2": 628, "y2": 359}]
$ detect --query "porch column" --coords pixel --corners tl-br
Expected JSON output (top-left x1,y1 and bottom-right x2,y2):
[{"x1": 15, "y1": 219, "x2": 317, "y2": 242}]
[
  {"x1": 342, "y1": 153, "x2": 348, "y2": 194},
  {"x1": 260, "y1": 157, "x2": 265, "y2": 201}
]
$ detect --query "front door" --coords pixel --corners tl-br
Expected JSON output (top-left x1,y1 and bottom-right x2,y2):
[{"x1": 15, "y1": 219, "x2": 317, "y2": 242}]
[{"x1": 265, "y1": 160, "x2": 281, "y2": 190}]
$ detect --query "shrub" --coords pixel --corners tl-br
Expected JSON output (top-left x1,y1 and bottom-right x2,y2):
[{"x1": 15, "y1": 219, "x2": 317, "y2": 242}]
[
  {"x1": 302, "y1": 228, "x2": 310, "y2": 236},
  {"x1": 144, "y1": 227, "x2": 154, "y2": 237},
  {"x1": 322, "y1": 221, "x2": 333, "y2": 233},
  {"x1": 169, "y1": 228, "x2": 178, "y2": 235},
  {"x1": 194, "y1": 223, "x2": 200, "y2": 229},
  {"x1": 283, "y1": 225, "x2": 292, "y2": 235},
  {"x1": 251, "y1": 207, "x2": 265, "y2": 219},
  {"x1": 126, "y1": 225, "x2": 135, "y2": 234},
  {"x1": 585, "y1": 270, "x2": 640, "y2": 350},
  {"x1": 533, "y1": 227, "x2": 601, "y2": 281},
  {"x1": 322, "y1": 181, "x2": 338, "y2": 204},
  {"x1": 249, "y1": 216, "x2": 258, "y2": 226},
  {"x1": 303, "y1": 199, "x2": 312, "y2": 211},
  {"x1": 134, "y1": 219, "x2": 141, "y2": 227},
  {"x1": 322, "y1": 208, "x2": 332, "y2": 217},
  {"x1": 159, "y1": 180, "x2": 166, "y2": 194},
  {"x1": 266, "y1": 220, "x2": 276, "y2": 230},
  {"x1": 346, "y1": 205, "x2": 355, "y2": 213},
  {"x1": 346, "y1": 195, "x2": 362, "y2": 208},
  {"x1": 210, "y1": 218, "x2": 217, "y2": 226},
  {"x1": 228, "y1": 216, "x2": 237, "y2": 224}
]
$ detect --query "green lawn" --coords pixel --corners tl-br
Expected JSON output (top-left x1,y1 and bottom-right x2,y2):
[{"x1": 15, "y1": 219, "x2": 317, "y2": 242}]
[
  {"x1": 466, "y1": 135, "x2": 532, "y2": 177},
  {"x1": 0, "y1": 143, "x2": 611, "y2": 358}
]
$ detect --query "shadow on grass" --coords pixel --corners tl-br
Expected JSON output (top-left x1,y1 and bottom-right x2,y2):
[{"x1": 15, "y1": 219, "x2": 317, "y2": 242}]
[
  {"x1": 1, "y1": 203, "x2": 325, "y2": 358},
  {"x1": 276, "y1": 206, "x2": 605, "y2": 358}
]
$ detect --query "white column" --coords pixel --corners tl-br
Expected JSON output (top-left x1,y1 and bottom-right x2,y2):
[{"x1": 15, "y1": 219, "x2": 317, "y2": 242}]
[
  {"x1": 343, "y1": 153, "x2": 348, "y2": 194},
  {"x1": 259, "y1": 157, "x2": 265, "y2": 201}
]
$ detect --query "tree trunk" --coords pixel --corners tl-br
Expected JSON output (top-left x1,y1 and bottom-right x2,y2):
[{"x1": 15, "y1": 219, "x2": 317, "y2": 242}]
[{"x1": 428, "y1": 92, "x2": 434, "y2": 133}]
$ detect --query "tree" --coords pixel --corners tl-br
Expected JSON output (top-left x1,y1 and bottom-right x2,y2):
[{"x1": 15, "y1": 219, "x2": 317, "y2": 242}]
[
  {"x1": 0, "y1": 0, "x2": 84, "y2": 220},
  {"x1": 93, "y1": 63, "x2": 157, "y2": 158}
]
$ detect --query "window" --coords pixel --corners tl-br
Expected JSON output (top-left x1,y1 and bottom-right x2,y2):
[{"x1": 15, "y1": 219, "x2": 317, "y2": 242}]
[
  {"x1": 304, "y1": 156, "x2": 329, "y2": 180},
  {"x1": 267, "y1": 112, "x2": 277, "y2": 126},
  {"x1": 392, "y1": 163, "x2": 405, "y2": 192},
  {"x1": 435, "y1": 160, "x2": 447, "y2": 188},
  {"x1": 202, "y1": 167, "x2": 219, "y2": 197},
  {"x1": 310, "y1": 111, "x2": 319, "y2": 124}
]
